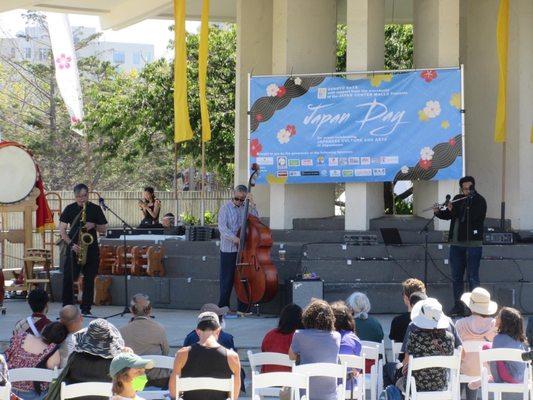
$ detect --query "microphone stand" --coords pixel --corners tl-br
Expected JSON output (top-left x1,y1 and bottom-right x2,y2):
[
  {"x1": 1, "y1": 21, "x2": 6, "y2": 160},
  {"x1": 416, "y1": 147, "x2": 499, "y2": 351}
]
[
  {"x1": 99, "y1": 199, "x2": 134, "y2": 318},
  {"x1": 418, "y1": 214, "x2": 435, "y2": 287}
]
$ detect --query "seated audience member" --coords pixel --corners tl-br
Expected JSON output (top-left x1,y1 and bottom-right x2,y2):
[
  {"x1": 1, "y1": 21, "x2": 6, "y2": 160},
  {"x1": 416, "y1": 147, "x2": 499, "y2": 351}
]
[
  {"x1": 184, "y1": 303, "x2": 235, "y2": 350},
  {"x1": 110, "y1": 353, "x2": 154, "y2": 400},
  {"x1": 6, "y1": 322, "x2": 68, "y2": 399},
  {"x1": 346, "y1": 292, "x2": 384, "y2": 343},
  {"x1": 397, "y1": 298, "x2": 455, "y2": 392},
  {"x1": 58, "y1": 305, "x2": 84, "y2": 368},
  {"x1": 383, "y1": 291, "x2": 427, "y2": 386},
  {"x1": 261, "y1": 303, "x2": 303, "y2": 372},
  {"x1": 389, "y1": 279, "x2": 426, "y2": 344},
  {"x1": 13, "y1": 288, "x2": 51, "y2": 336},
  {"x1": 170, "y1": 312, "x2": 241, "y2": 400},
  {"x1": 456, "y1": 288, "x2": 498, "y2": 400},
  {"x1": 120, "y1": 294, "x2": 170, "y2": 389},
  {"x1": 0, "y1": 354, "x2": 8, "y2": 387},
  {"x1": 331, "y1": 301, "x2": 362, "y2": 391},
  {"x1": 46, "y1": 319, "x2": 126, "y2": 400},
  {"x1": 289, "y1": 299, "x2": 341, "y2": 400}
]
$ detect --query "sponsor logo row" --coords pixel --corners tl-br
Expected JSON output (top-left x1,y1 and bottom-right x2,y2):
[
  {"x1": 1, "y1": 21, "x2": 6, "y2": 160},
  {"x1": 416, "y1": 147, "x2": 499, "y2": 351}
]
[
  {"x1": 257, "y1": 156, "x2": 399, "y2": 169},
  {"x1": 276, "y1": 168, "x2": 386, "y2": 178}
]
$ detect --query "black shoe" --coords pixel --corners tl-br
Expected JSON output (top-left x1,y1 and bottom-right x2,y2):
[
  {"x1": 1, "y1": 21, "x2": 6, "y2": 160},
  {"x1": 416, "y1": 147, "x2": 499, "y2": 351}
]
[{"x1": 81, "y1": 309, "x2": 93, "y2": 316}]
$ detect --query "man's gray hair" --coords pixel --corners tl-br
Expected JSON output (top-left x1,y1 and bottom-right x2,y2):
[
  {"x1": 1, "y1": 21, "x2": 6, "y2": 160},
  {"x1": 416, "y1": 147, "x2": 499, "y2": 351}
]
[
  {"x1": 346, "y1": 291, "x2": 371, "y2": 320},
  {"x1": 234, "y1": 185, "x2": 248, "y2": 193},
  {"x1": 59, "y1": 305, "x2": 81, "y2": 326},
  {"x1": 130, "y1": 293, "x2": 152, "y2": 316}
]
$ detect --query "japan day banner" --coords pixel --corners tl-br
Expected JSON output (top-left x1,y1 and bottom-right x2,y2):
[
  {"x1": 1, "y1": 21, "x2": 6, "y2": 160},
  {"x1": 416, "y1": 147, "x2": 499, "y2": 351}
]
[{"x1": 248, "y1": 68, "x2": 464, "y2": 185}]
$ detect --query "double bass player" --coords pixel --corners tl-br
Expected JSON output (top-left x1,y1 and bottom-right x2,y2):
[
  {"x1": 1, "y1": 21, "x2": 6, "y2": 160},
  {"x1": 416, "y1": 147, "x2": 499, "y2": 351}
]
[{"x1": 217, "y1": 185, "x2": 258, "y2": 315}]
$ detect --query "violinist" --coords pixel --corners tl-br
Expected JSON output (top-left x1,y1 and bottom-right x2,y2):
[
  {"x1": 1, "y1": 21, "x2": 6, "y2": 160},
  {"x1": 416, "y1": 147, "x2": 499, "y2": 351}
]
[
  {"x1": 138, "y1": 186, "x2": 161, "y2": 227},
  {"x1": 217, "y1": 185, "x2": 258, "y2": 314}
]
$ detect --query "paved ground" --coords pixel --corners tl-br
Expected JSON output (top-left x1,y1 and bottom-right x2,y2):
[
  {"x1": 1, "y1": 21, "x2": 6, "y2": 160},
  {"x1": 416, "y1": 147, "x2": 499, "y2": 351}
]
[{"x1": 0, "y1": 299, "x2": 395, "y2": 353}]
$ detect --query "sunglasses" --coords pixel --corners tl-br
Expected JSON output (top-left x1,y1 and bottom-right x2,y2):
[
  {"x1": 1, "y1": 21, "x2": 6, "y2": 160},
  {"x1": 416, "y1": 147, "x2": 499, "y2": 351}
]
[{"x1": 234, "y1": 197, "x2": 246, "y2": 202}]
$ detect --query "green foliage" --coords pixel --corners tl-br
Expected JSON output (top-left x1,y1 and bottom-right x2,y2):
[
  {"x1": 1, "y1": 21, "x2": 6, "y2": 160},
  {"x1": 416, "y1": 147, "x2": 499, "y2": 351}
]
[
  {"x1": 336, "y1": 24, "x2": 413, "y2": 71},
  {"x1": 203, "y1": 210, "x2": 216, "y2": 225},
  {"x1": 180, "y1": 212, "x2": 198, "y2": 225},
  {"x1": 394, "y1": 196, "x2": 413, "y2": 215}
]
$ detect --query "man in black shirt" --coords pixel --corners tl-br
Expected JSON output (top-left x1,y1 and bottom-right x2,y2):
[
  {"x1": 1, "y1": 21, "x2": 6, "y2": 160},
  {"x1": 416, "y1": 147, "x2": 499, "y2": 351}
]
[
  {"x1": 389, "y1": 278, "x2": 426, "y2": 345},
  {"x1": 59, "y1": 183, "x2": 107, "y2": 315},
  {"x1": 433, "y1": 176, "x2": 487, "y2": 316}
]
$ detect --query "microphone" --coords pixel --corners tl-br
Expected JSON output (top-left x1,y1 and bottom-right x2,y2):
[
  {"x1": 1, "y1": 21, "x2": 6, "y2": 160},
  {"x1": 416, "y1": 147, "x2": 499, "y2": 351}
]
[{"x1": 98, "y1": 197, "x2": 107, "y2": 210}]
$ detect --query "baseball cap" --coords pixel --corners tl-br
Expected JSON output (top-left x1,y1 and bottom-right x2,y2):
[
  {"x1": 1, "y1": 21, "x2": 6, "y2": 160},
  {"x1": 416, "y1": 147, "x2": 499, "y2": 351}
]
[
  {"x1": 200, "y1": 303, "x2": 229, "y2": 316},
  {"x1": 109, "y1": 353, "x2": 154, "y2": 378}
]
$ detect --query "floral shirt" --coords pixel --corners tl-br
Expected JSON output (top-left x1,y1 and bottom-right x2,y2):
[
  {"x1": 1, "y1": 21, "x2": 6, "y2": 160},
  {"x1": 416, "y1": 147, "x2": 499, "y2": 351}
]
[{"x1": 406, "y1": 328, "x2": 455, "y2": 392}]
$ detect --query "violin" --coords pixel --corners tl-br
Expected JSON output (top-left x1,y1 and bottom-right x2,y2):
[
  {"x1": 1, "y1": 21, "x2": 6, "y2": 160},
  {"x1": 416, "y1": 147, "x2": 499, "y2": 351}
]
[{"x1": 233, "y1": 163, "x2": 278, "y2": 311}]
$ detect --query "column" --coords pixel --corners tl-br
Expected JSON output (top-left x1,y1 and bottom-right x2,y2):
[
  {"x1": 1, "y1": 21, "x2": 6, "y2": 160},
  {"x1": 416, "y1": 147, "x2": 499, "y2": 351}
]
[
  {"x1": 268, "y1": 0, "x2": 337, "y2": 229},
  {"x1": 462, "y1": 0, "x2": 533, "y2": 229},
  {"x1": 412, "y1": 0, "x2": 460, "y2": 230},
  {"x1": 235, "y1": 0, "x2": 273, "y2": 216},
  {"x1": 344, "y1": 0, "x2": 385, "y2": 230}
]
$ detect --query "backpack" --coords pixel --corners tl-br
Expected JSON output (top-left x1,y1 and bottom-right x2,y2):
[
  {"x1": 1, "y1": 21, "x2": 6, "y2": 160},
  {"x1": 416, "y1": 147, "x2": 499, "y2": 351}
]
[{"x1": 379, "y1": 384, "x2": 403, "y2": 400}]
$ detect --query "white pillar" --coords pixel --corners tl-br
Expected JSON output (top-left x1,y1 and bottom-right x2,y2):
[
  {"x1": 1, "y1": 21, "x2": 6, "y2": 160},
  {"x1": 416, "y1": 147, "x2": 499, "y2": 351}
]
[
  {"x1": 412, "y1": 0, "x2": 460, "y2": 230},
  {"x1": 268, "y1": 0, "x2": 337, "y2": 229},
  {"x1": 344, "y1": 0, "x2": 385, "y2": 230},
  {"x1": 462, "y1": 0, "x2": 533, "y2": 229},
  {"x1": 235, "y1": 0, "x2": 273, "y2": 216}
]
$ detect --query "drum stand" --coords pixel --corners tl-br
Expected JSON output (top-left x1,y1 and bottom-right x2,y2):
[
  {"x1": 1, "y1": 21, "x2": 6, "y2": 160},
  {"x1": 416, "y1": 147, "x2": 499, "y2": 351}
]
[{"x1": 98, "y1": 199, "x2": 133, "y2": 319}]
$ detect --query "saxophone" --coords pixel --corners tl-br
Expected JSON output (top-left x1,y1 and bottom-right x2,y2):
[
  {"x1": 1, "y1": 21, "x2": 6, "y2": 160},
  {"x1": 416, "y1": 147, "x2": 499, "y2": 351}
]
[{"x1": 77, "y1": 203, "x2": 94, "y2": 266}]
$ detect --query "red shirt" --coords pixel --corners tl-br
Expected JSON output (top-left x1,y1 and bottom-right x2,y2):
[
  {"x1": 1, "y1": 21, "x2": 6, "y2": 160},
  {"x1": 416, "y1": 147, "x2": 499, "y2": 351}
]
[{"x1": 260, "y1": 329, "x2": 294, "y2": 373}]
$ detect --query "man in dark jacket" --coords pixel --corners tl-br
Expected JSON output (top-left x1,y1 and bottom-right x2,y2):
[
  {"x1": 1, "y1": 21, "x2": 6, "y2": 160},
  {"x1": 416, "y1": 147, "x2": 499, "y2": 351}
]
[{"x1": 434, "y1": 176, "x2": 487, "y2": 316}]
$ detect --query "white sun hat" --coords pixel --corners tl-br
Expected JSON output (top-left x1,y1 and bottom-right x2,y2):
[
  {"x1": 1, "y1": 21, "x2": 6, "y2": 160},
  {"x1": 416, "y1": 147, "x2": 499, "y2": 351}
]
[
  {"x1": 461, "y1": 287, "x2": 498, "y2": 316},
  {"x1": 411, "y1": 297, "x2": 450, "y2": 329}
]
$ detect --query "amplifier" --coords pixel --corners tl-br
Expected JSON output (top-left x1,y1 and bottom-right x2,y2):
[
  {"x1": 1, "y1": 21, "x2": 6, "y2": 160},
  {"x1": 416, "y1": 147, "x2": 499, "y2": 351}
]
[
  {"x1": 483, "y1": 232, "x2": 515, "y2": 245},
  {"x1": 285, "y1": 279, "x2": 323, "y2": 308}
]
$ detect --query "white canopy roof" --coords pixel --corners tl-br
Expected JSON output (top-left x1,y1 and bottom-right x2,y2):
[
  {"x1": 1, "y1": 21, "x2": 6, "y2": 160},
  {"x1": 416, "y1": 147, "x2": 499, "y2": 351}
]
[{"x1": 0, "y1": 0, "x2": 413, "y2": 30}]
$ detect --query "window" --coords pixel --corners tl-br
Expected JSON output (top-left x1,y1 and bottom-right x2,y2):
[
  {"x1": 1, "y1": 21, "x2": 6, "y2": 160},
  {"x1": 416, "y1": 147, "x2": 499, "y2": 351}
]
[
  {"x1": 133, "y1": 52, "x2": 141, "y2": 65},
  {"x1": 38, "y1": 48, "x2": 48, "y2": 61},
  {"x1": 145, "y1": 52, "x2": 153, "y2": 63},
  {"x1": 113, "y1": 51, "x2": 125, "y2": 64},
  {"x1": 25, "y1": 47, "x2": 32, "y2": 60}
]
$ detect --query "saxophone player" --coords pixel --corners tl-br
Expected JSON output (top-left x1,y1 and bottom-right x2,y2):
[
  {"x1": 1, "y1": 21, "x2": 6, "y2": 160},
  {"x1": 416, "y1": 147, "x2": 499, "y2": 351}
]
[{"x1": 59, "y1": 183, "x2": 107, "y2": 315}]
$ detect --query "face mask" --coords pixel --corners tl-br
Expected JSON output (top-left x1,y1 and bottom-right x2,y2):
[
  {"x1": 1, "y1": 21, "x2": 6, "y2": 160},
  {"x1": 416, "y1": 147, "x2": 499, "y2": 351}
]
[{"x1": 131, "y1": 374, "x2": 148, "y2": 392}]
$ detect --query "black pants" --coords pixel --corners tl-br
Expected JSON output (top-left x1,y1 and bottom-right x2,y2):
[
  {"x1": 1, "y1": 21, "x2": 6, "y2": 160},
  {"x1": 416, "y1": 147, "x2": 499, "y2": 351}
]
[
  {"x1": 218, "y1": 251, "x2": 247, "y2": 312},
  {"x1": 62, "y1": 248, "x2": 99, "y2": 312}
]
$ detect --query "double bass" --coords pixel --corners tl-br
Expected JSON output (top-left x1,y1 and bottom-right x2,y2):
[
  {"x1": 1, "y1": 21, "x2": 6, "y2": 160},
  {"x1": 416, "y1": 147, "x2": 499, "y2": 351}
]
[{"x1": 233, "y1": 164, "x2": 278, "y2": 311}]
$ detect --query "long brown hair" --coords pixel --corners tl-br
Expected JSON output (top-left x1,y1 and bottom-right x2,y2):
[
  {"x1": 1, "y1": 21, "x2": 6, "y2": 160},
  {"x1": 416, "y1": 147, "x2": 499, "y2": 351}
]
[
  {"x1": 497, "y1": 307, "x2": 527, "y2": 343},
  {"x1": 112, "y1": 368, "x2": 131, "y2": 395},
  {"x1": 331, "y1": 301, "x2": 356, "y2": 333}
]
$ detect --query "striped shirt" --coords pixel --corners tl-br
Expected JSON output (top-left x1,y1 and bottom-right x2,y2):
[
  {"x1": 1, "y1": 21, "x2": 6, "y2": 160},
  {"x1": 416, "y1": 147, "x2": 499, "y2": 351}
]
[{"x1": 217, "y1": 200, "x2": 258, "y2": 253}]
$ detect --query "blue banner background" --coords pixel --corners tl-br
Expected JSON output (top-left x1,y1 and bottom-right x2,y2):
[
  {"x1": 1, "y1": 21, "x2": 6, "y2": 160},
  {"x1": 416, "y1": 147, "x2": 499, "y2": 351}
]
[{"x1": 249, "y1": 69, "x2": 463, "y2": 184}]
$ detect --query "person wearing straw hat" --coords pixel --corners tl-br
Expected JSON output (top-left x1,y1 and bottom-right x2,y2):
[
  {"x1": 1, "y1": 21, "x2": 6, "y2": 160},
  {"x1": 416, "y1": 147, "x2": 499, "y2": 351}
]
[
  {"x1": 456, "y1": 287, "x2": 498, "y2": 400},
  {"x1": 398, "y1": 298, "x2": 455, "y2": 393},
  {"x1": 110, "y1": 353, "x2": 154, "y2": 400}
]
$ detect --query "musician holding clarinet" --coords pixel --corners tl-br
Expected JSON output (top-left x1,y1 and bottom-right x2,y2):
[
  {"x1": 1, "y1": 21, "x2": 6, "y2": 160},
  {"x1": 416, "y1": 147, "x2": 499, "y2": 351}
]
[{"x1": 433, "y1": 176, "x2": 487, "y2": 317}]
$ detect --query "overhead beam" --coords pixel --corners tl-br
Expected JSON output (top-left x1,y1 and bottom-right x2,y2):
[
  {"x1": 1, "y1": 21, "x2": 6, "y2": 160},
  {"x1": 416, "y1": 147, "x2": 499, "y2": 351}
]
[
  {"x1": 0, "y1": 0, "x2": 34, "y2": 13},
  {"x1": 100, "y1": 0, "x2": 172, "y2": 30}
]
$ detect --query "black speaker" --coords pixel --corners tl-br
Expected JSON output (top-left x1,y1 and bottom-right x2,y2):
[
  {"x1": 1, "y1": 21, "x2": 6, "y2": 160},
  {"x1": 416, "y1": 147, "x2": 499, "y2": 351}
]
[{"x1": 285, "y1": 279, "x2": 324, "y2": 308}]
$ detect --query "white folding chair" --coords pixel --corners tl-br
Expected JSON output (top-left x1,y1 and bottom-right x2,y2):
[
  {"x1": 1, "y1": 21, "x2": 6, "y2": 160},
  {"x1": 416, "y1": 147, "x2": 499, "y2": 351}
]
[
  {"x1": 479, "y1": 348, "x2": 532, "y2": 400},
  {"x1": 459, "y1": 341, "x2": 490, "y2": 384},
  {"x1": 252, "y1": 372, "x2": 309, "y2": 400},
  {"x1": 339, "y1": 354, "x2": 366, "y2": 400},
  {"x1": 390, "y1": 340, "x2": 404, "y2": 363},
  {"x1": 9, "y1": 367, "x2": 56, "y2": 383},
  {"x1": 0, "y1": 382, "x2": 11, "y2": 400},
  {"x1": 294, "y1": 362, "x2": 348, "y2": 400},
  {"x1": 176, "y1": 375, "x2": 234, "y2": 400},
  {"x1": 248, "y1": 351, "x2": 295, "y2": 398},
  {"x1": 361, "y1": 341, "x2": 384, "y2": 400},
  {"x1": 60, "y1": 382, "x2": 112, "y2": 399},
  {"x1": 405, "y1": 353, "x2": 461, "y2": 400},
  {"x1": 137, "y1": 355, "x2": 175, "y2": 399}
]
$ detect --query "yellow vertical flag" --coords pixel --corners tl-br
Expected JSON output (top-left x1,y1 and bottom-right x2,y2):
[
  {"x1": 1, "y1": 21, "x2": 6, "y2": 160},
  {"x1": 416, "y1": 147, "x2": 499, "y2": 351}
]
[
  {"x1": 199, "y1": 0, "x2": 211, "y2": 142},
  {"x1": 494, "y1": 0, "x2": 509, "y2": 143},
  {"x1": 173, "y1": 0, "x2": 193, "y2": 143}
]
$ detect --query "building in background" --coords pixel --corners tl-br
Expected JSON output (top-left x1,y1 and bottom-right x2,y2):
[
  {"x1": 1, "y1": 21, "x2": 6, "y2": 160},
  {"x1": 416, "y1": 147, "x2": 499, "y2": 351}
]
[{"x1": 0, "y1": 25, "x2": 153, "y2": 72}]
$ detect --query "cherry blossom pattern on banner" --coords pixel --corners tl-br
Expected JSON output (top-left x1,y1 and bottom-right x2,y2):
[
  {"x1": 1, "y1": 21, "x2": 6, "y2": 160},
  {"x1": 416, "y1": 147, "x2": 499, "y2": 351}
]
[
  {"x1": 250, "y1": 138, "x2": 263, "y2": 157},
  {"x1": 55, "y1": 53, "x2": 72, "y2": 69},
  {"x1": 276, "y1": 125, "x2": 296, "y2": 144},
  {"x1": 418, "y1": 100, "x2": 441, "y2": 121},
  {"x1": 393, "y1": 133, "x2": 462, "y2": 182},
  {"x1": 420, "y1": 70, "x2": 438, "y2": 83},
  {"x1": 250, "y1": 76, "x2": 325, "y2": 132}
]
